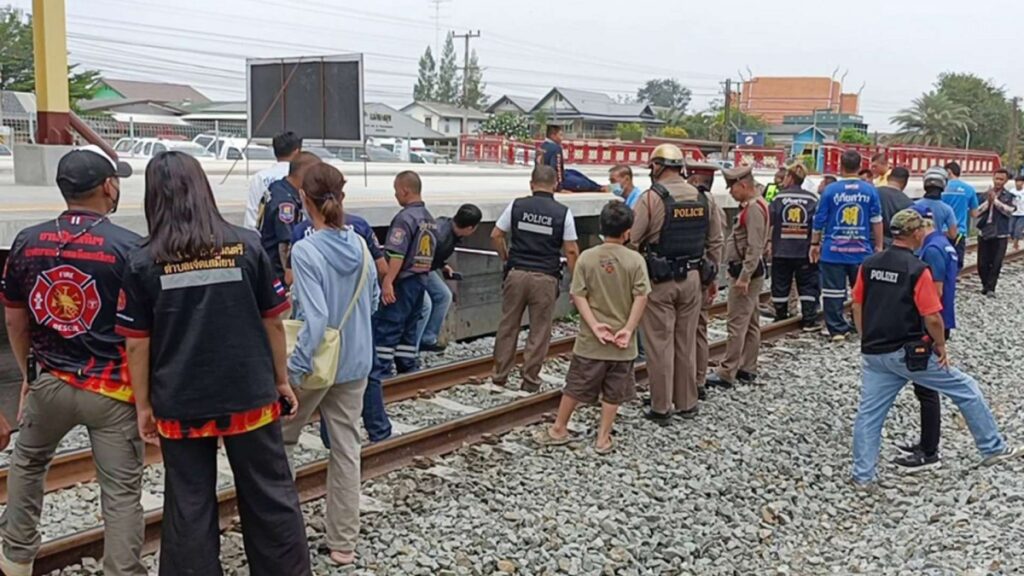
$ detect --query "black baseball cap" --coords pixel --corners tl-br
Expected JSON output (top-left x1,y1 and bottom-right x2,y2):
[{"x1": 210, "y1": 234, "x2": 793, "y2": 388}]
[{"x1": 56, "y1": 145, "x2": 132, "y2": 196}]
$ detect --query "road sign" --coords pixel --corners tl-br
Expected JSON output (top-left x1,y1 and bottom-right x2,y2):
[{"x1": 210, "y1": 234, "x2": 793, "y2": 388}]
[{"x1": 736, "y1": 131, "x2": 765, "y2": 147}]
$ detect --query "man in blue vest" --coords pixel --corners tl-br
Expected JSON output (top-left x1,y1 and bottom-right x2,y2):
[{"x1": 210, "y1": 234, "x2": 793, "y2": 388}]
[
  {"x1": 810, "y1": 150, "x2": 883, "y2": 341},
  {"x1": 891, "y1": 203, "x2": 959, "y2": 472},
  {"x1": 538, "y1": 125, "x2": 565, "y2": 192}
]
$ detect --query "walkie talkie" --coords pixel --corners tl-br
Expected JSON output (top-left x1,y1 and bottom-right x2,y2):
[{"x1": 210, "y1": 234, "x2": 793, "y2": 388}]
[{"x1": 27, "y1": 350, "x2": 38, "y2": 382}]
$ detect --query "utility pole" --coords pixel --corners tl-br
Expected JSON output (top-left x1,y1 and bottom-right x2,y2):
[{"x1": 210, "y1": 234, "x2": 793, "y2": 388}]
[
  {"x1": 454, "y1": 30, "x2": 481, "y2": 136},
  {"x1": 721, "y1": 78, "x2": 732, "y2": 158},
  {"x1": 1009, "y1": 96, "x2": 1020, "y2": 172},
  {"x1": 429, "y1": 0, "x2": 452, "y2": 57}
]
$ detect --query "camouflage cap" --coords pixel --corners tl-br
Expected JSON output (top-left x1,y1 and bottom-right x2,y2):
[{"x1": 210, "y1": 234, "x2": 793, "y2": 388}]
[{"x1": 890, "y1": 208, "x2": 927, "y2": 236}]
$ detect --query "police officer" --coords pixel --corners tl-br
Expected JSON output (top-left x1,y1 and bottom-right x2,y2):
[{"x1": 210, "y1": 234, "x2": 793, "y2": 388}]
[
  {"x1": 685, "y1": 160, "x2": 726, "y2": 399},
  {"x1": 0, "y1": 146, "x2": 147, "y2": 576},
  {"x1": 850, "y1": 208, "x2": 1021, "y2": 488},
  {"x1": 258, "y1": 151, "x2": 321, "y2": 285},
  {"x1": 491, "y1": 165, "x2": 579, "y2": 392},
  {"x1": 366, "y1": 170, "x2": 438, "y2": 442},
  {"x1": 631, "y1": 145, "x2": 724, "y2": 422},
  {"x1": 768, "y1": 163, "x2": 820, "y2": 329},
  {"x1": 706, "y1": 166, "x2": 770, "y2": 389}
]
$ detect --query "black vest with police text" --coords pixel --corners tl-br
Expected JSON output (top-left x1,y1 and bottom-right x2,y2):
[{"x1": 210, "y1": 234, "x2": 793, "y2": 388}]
[
  {"x1": 860, "y1": 246, "x2": 929, "y2": 354},
  {"x1": 507, "y1": 192, "x2": 568, "y2": 277},
  {"x1": 648, "y1": 183, "x2": 708, "y2": 262}
]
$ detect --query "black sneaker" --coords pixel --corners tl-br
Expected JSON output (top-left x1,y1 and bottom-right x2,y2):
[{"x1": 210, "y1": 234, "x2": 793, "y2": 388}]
[
  {"x1": 676, "y1": 406, "x2": 700, "y2": 420},
  {"x1": 420, "y1": 342, "x2": 447, "y2": 353},
  {"x1": 643, "y1": 410, "x2": 673, "y2": 426},
  {"x1": 895, "y1": 442, "x2": 921, "y2": 457},
  {"x1": 893, "y1": 451, "x2": 941, "y2": 474},
  {"x1": 737, "y1": 370, "x2": 757, "y2": 384},
  {"x1": 698, "y1": 386, "x2": 707, "y2": 401}
]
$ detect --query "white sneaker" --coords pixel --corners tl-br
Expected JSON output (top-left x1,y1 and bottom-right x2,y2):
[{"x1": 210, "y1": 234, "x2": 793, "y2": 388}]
[
  {"x1": 0, "y1": 548, "x2": 32, "y2": 576},
  {"x1": 981, "y1": 445, "x2": 1024, "y2": 467},
  {"x1": 831, "y1": 333, "x2": 847, "y2": 343}
]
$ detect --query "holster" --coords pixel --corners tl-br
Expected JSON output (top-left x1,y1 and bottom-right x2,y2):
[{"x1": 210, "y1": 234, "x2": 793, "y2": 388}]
[
  {"x1": 903, "y1": 339, "x2": 932, "y2": 372},
  {"x1": 646, "y1": 254, "x2": 703, "y2": 284},
  {"x1": 728, "y1": 259, "x2": 765, "y2": 280}
]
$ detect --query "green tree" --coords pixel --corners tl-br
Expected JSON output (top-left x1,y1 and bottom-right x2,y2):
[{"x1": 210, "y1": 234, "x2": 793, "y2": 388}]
[
  {"x1": 637, "y1": 78, "x2": 691, "y2": 113},
  {"x1": 659, "y1": 125, "x2": 689, "y2": 139},
  {"x1": 891, "y1": 91, "x2": 973, "y2": 147},
  {"x1": 935, "y1": 72, "x2": 1010, "y2": 151},
  {"x1": 616, "y1": 122, "x2": 644, "y2": 142},
  {"x1": 530, "y1": 108, "x2": 549, "y2": 139},
  {"x1": 435, "y1": 32, "x2": 459, "y2": 104},
  {"x1": 412, "y1": 46, "x2": 436, "y2": 102},
  {"x1": 480, "y1": 112, "x2": 530, "y2": 140},
  {"x1": 459, "y1": 49, "x2": 487, "y2": 110},
  {"x1": 837, "y1": 127, "x2": 871, "y2": 145},
  {"x1": 0, "y1": 7, "x2": 101, "y2": 111}
]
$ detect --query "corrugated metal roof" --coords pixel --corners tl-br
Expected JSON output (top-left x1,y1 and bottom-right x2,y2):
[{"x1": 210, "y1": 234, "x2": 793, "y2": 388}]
[
  {"x1": 531, "y1": 87, "x2": 658, "y2": 121},
  {"x1": 402, "y1": 101, "x2": 489, "y2": 120},
  {"x1": 0, "y1": 91, "x2": 36, "y2": 118},
  {"x1": 100, "y1": 78, "x2": 210, "y2": 104}
]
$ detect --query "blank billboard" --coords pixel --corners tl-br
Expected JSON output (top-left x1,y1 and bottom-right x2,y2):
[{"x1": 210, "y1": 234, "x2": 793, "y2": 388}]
[{"x1": 247, "y1": 54, "x2": 364, "y2": 145}]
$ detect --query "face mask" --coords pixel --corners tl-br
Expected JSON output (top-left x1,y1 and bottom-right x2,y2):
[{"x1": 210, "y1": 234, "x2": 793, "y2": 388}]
[
  {"x1": 610, "y1": 183, "x2": 624, "y2": 197},
  {"x1": 107, "y1": 180, "x2": 121, "y2": 215}
]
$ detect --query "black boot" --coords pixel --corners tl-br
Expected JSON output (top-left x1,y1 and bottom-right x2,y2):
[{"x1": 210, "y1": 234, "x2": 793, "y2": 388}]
[{"x1": 706, "y1": 373, "x2": 734, "y2": 389}]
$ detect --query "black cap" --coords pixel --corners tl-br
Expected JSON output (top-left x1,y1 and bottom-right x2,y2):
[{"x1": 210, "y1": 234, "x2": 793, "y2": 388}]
[{"x1": 56, "y1": 145, "x2": 132, "y2": 196}]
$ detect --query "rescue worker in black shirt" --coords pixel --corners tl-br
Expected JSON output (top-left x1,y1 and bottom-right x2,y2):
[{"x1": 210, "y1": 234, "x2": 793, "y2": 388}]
[
  {"x1": 365, "y1": 171, "x2": 437, "y2": 442},
  {"x1": 850, "y1": 208, "x2": 1021, "y2": 488},
  {"x1": 538, "y1": 124, "x2": 566, "y2": 192},
  {"x1": 491, "y1": 165, "x2": 579, "y2": 392},
  {"x1": 117, "y1": 152, "x2": 310, "y2": 575},
  {"x1": 258, "y1": 151, "x2": 322, "y2": 285},
  {"x1": 0, "y1": 146, "x2": 146, "y2": 576},
  {"x1": 685, "y1": 160, "x2": 726, "y2": 399},
  {"x1": 768, "y1": 163, "x2": 821, "y2": 329},
  {"x1": 630, "y1": 145, "x2": 724, "y2": 423}
]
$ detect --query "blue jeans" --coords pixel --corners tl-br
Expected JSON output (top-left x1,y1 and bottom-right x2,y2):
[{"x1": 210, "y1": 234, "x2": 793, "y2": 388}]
[
  {"x1": 852, "y1": 350, "x2": 1006, "y2": 483},
  {"x1": 819, "y1": 261, "x2": 859, "y2": 336},
  {"x1": 415, "y1": 270, "x2": 453, "y2": 348},
  {"x1": 365, "y1": 276, "x2": 426, "y2": 442}
]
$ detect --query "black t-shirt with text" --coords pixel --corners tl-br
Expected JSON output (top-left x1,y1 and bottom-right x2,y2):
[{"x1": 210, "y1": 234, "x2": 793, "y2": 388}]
[
  {"x1": 2, "y1": 210, "x2": 140, "y2": 403},
  {"x1": 116, "y1": 226, "x2": 290, "y2": 421}
]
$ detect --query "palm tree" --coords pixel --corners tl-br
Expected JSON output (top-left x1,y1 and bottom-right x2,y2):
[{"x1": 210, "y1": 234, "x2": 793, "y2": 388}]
[{"x1": 891, "y1": 91, "x2": 973, "y2": 147}]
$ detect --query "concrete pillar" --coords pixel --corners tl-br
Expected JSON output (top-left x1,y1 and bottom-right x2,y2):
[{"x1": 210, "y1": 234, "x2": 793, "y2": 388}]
[{"x1": 32, "y1": 0, "x2": 72, "y2": 145}]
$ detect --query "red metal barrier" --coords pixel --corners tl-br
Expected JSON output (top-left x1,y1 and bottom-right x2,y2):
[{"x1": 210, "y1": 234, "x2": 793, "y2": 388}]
[
  {"x1": 734, "y1": 147, "x2": 786, "y2": 169},
  {"x1": 459, "y1": 135, "x2": 705, "y2": 166},
  {"x1": 821, "y1": 145, "x2": 1000, "y2": 175}
]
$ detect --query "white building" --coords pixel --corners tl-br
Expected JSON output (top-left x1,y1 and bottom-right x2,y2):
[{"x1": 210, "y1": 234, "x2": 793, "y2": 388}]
[{"x1": 400, "y1": 101, "x2": 489, "y2": 136}]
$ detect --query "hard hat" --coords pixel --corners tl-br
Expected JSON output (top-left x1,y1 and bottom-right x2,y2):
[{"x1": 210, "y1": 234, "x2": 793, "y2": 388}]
[
  {"x1": 923, "y1": 166, "x2": 947, "y2": 190},
  {"x1": 648, "y1": 143, "x2": 685, "y2": 168}
]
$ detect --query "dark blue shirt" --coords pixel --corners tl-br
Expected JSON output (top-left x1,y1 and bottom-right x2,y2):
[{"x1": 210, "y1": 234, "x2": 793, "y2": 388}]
[
  {"x1": 259, "y1": 178, "x2": 303, "y2": 281},
  {"x1": 384, "y1": 202, "x2": 437, "y2": 280},
  {"x1": 918, "y1": 230, "x2": 957, "y2": 330},
  {"x1": 538, "y1": 139, "x2": 564, "y2": 191},
  {"x1": 291, "y1": 214, "x2": 384, "y2": 262}
]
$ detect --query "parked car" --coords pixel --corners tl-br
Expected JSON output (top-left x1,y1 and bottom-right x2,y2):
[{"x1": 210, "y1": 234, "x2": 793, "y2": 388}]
[
  {"x1": 362, "y1": 145, "x2": 401, "y2": 162},
  {"x1": 126, "y1": 138, "x2": 213, "y2": 160},
  {"x1": 113, "y1": 138, "x2": 138, "y2": 154},
  {"x1": 305, "y1": 146, "x2": 339, "y2": 160},
  {"x1": 411, "y1": 150, "x2": 449, "y2": 164}
]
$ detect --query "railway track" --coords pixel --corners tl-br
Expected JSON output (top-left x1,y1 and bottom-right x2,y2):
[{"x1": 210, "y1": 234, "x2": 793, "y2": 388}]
[{"x1": 18, "y1": 242, "x2": 1003, "y2": 575}]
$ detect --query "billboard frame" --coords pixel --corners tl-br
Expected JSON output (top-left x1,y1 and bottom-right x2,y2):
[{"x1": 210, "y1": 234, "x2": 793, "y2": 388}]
[{"x1": 246, "y1": 53, "x2": 365, "y2": 147}]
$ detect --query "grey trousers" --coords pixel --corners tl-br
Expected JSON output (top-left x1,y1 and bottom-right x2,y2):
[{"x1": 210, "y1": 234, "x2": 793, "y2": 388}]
[
  {"x1": 281, "y1": 379, "x2": 368, "y2": 553},
  {"x1": 0, "y1": 373, "x2": 145, "y2": 576}
]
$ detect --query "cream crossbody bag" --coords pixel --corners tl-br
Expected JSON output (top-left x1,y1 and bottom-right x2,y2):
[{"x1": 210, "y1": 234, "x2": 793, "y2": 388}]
[{"x1": 284, "y1": 238, "x2": 371, "y2": 389}]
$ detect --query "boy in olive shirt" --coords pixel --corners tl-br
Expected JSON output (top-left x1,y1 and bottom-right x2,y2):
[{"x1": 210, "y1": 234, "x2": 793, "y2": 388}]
[{"x1": 538, "y1": 202, "x2": 651, "y2": 453}]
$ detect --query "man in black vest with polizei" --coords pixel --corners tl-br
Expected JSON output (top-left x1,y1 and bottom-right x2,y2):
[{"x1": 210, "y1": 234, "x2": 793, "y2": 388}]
[
  {"x1": 850, "y1": 208, "x2": 1021, "y2": 489},
  {"x1": 491, "y1": 165, "x2": 579, "y2": 392}
]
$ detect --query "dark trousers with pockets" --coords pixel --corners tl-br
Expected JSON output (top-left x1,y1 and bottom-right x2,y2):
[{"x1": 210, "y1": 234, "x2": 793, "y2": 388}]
[
  {"x1": 977, "y1": 236, "x2": 1009, "y2": 293},
  {"x1": 819, "y1": 261, "x2": 859, "y2": 335},
  {"x1": 770, "y1": 257, "x2": 820, "y2": 325},
  {"x1": 912, "y1": 330, "x2": 951, "y2": 457},
  {"x1": 159, "y1": 422, "x2": 311, "y2": 576},
  {"x1": 366, "y1": 275, "x2": 426, "y2": 441},
  {"x1": 954, "y1": 235, "x2": 966, "y2": 271}
]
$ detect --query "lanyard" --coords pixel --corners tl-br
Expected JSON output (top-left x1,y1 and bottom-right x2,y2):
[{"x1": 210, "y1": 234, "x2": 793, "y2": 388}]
[{"x1": 54, "y1": 214, "x2": 107, "y2": 259}]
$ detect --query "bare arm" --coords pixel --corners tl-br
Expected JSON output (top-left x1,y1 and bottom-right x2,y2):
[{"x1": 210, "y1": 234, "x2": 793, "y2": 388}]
[
  {"x1": 852, "y1": 302, "x2": 863, "y2": 335},
  {"x1": 872, "y1": 221, "x2": 884, "y2": 253},
  {"x1": 934, "y1": 280, "x2": 944, "y2": 299},
  {"x1": 571, "y1": 293, "x2": 613, "y2": 344},
  {"x1": 923, "y1": 312, "x2": 949, "y2": 368},
  {"x1": 563, "y1": 241, "x2": 579, "y2": 275},
  {"x1": 491, "y1": 227, "x2": 508, "y2": 262},
  {"x1": 125, "y1": 336, "x2": 159, "y2": 445},
  {"x1": 946, "y1": 223, "x2": 959, "y2": 242},
  {"x1": 374, "y1": 258, "x2": 388, "y2": 282},
  {"x1": 263, "y1": 315, "x2": 298, "y2": 417}
]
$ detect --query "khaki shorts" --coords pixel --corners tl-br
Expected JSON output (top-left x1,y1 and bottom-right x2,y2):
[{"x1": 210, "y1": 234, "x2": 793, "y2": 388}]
[{"x1": 563, "y1": 355, "x2": 636, "y2": 405}]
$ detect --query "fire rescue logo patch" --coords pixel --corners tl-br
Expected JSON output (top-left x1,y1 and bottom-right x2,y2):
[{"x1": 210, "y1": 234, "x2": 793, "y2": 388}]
[{"x1": 30, "y1": 265, "x2": 101, "y2": 339}]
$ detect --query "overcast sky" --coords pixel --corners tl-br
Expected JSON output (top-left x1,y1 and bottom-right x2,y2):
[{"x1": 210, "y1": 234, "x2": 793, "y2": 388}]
[{"x1": 9, "y1": 0, "x2": 1022, "y2": 131}]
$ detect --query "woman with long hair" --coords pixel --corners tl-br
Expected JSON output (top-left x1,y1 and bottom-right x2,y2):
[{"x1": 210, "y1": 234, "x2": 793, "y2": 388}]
[
  {"x1": 281, "y1": 162, "x2": 378, "y2": 566},
  {"x1": 116, "y1": 152, "x2": 311, "y2": 576}
]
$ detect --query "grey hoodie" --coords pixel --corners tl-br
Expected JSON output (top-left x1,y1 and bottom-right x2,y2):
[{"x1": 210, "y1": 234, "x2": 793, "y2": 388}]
[{"x1": 287, "y1": 226, "x2": 380, "y2": 385}]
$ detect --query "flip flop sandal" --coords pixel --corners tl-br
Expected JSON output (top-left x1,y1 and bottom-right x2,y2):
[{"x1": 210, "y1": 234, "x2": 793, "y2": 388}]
[
  {"x1": 329, "y1": 550, "x2": 356, "y2": 566},
  {"x1": 595, "y1": 440, "x2": 614, "y2": 455},
  {"x1": 534, "y1": 428, "x2": 571, "y2": 446}
]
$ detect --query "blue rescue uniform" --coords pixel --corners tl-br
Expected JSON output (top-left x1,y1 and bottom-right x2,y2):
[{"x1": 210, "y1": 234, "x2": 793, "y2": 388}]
[
  {"x1": 538, "y1": 139, "x2": 565, "y2": 191},
  {"x1": 364, "y1": 201, "x2": 437, "y2": 441},
  {"x1": 259, "y1": 178, "x2": 303, "y2": 282}
]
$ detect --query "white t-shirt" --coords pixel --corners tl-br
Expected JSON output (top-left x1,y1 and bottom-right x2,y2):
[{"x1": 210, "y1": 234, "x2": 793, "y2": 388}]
[
  {"x1": 1011, "y1": 188, "x2": 1024, "y2": 216},
  {"x1": 496, "y1": 199, "x2": 578, "y2": 241},
  {"x1": 243, "y1": 162, "x2": 290, "y2": 229}
]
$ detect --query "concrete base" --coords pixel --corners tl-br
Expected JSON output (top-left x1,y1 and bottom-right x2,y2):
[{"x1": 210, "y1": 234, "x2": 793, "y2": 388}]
[{"x1": 13, "y1": 144, "x2": 73, "y2": 186}]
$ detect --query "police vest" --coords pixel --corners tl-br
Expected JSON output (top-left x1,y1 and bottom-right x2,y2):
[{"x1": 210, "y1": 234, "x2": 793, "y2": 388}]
[
  {"x1": 920, "y1": 231, "x2": 958, "y2": 330},
  {"x1": 648, "y1": 183, "x2": 708, "y2": 262},
  {"x1": 507, "y1": 192, "x2": 568, "y2": 277},
  {"x1": 860, "y1": 247, "x2": 929, "y2": 354}
]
